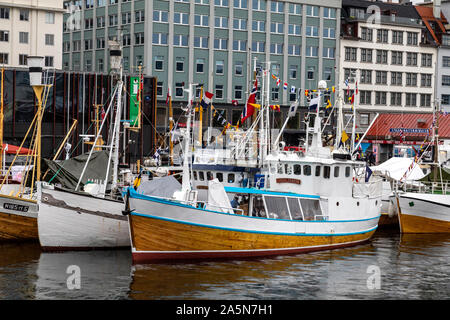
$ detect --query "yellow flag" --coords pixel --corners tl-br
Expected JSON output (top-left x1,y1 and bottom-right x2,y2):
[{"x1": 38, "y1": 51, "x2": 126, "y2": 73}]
[
  {"x1": 248, "y1": 103, "x2": 261, "y2": 109},
  {"x1": 342, "y1": 130, "x2": 349, "y2": 143}
]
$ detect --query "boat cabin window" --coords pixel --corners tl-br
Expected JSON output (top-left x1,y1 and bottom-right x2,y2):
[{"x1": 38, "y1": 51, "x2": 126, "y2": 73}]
[
  {"x1": 323, "y1": 166, "x2": 331, "y2": 179},
  {"x1": 270, "y1": 164, "x2": 277, "y2": 174},
  {"x1": 303, "y1": 165, "x2": 311, "y2": 176},
  {"x1": 345, "y1": 166, "x2": 351, "y2": 177},
  {"x1": 228, "y1": 173, "x2": 235, "y2": 183},
  {"x1": 300, "y1": 199, "x2": 323, "y2": 221},
  {"x1": 287, "y1": 197, "x2": 303, "y2": 220},
  {"x1": 277, "y1": 163, "x2": 284, "y2": 174},
  {"x1": 199, "y1": 171, "x2": 205, "y2": 181},
  {"x1": 216, "y1": 172, "x2": 223, "y2": 182},
  {"x1": 264, "y1": 196, "x2": 291, "y2": 220},
  {"x1": 252, "y1": 196, "x2": 266, "y2": 218},
  {"x1": 207, "y1": 171, "x2": 213, "y2": 180},
  {"x1": 334, "y1": 166, "x2": 340, "y2": 178},
  {"x1": 315, "y1": 165, "x2": 321, "y2": 177},
  {"x1": 285, "y1": 164, "x2": 292, "y2": 175},
  {"x1": 193, "y1": 171, "x2": 198, "y2": 180}
]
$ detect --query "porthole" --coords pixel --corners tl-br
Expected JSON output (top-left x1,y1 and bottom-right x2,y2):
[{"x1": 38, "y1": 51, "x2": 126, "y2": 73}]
[{"x1": 336, "y1": 202, "x2": 339, "y2": 206}]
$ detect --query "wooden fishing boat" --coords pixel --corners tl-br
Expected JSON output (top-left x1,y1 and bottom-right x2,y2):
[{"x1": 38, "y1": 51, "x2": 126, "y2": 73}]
[{"x1": 125, "y1": 77, "x2": 382, "y2": 263}]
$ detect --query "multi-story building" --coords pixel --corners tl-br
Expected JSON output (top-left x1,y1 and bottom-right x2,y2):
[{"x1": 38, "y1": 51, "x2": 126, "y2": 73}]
[
  {"x1": 0, "y1": 0, "x2": 64, "y2": 69},
  {"x1": 435, "y1": 0, "x2": 450, "y2": 113},
  {"x1": 340, "y1": 0, "x2": 437, "y2": 134},
  {"x1": 62, "y1": 0, "x2": 342, "y2": 146}
]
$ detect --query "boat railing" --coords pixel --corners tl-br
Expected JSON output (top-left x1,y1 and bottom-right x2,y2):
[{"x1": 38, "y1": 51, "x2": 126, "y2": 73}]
[
  {"x1": 352, "y1": 178, "x2": 383, "y2": 199},
  {"x1": 399, "y1": 180, "x2": 450, "y2": 195},
  {"x1": 206, "y1": 204, "x2": 244, "y2": 215}
]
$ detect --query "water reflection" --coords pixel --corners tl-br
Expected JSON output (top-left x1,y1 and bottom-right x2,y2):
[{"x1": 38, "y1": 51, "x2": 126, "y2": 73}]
[{"x1": 0, "y1": 231, "x2": 448, "y2": 300}]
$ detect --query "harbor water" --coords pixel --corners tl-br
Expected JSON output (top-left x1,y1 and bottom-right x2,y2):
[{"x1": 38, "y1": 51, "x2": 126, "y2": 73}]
[{"x1": 0, "y1": 230, "x2": 449, "y2": 300}]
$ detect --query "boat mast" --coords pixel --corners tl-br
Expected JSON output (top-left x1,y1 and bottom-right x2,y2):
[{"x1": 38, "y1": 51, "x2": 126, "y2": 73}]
[
  {"x1": 0, "y1": 67, "x2": 3, "y2": 174},
  {"x1": 179, "y1": 83, "x2": 195, "y2": 199}
]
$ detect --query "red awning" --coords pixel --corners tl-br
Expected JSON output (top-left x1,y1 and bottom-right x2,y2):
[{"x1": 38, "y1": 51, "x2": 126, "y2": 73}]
[{"x1": 2, "y1": 144, "x2": 33, "y2": 155}]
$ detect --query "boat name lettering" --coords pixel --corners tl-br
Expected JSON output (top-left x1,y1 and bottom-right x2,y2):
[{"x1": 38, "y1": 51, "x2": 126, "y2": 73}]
[
  {"x1": 3, "y1": 203, "x2": 29, "y2": 212},
  {"x1": 276, "y1": 178, "x2": 301, "y2": 185}
]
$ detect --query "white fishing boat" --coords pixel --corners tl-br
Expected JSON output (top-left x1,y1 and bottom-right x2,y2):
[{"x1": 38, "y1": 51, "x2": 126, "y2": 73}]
[
  {"x1": 37, "y1": 39, "x2": 132, "y2": 250},
  {"x1": 392, "y1": 105, "x2": 450, "y2": 233},
  {"x1": 124, "y1": 74, "x2": 383, "y2": 263}
]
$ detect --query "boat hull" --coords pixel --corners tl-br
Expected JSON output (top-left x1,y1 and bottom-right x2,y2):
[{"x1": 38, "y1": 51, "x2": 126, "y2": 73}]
[
  {"x1": 395, "y1": 193, "x2": 450, "y2": 233},
  {"x1": 38, "y1": 186, "x2": 130, "y2": 251},
  {"x1": 0, "y1": 194, "x2": 39, "y2": 241},
  {"x1": 128, "y1": 192, "x2": 380, "y2": 263}
]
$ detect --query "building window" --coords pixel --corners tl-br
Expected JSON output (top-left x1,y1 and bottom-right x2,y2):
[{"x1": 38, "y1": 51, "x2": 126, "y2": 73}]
[
  {"x1": 252, "y1": 41, "x2": 265, "y2": 53},
  {"x1": 19, "y1": 54, "x2": 27, "y2": 66},
  {"x1": 442, "y1": 94, "x2": 450, "y2": 104},
  {"x1": 407, "y1": 32, "x2": 418, "y2": 45},
  {"x1": 443, "y1": 56, "x2": 450, "y2": 67},
  {"x1": 360, "y1": 49, "x2": 372, "y2": 63},
  {"x1": 306, "y1": 5, "x2": 319, "y2": 17},
  {"x1": 214, "y1": 38, "x2": 228, "y2": 50},
  {"x1": 421, "y1": 53, "x2": 432, "y2": 67},
  {"x1": 359, "y1": 114, "x2": 369, "y2": 126},
  {"x1": 345, "y1": 47, "x2": 357, "y2": 61},
  {"x1": 271, "y1": 1, "x2": 284, "y2": 13},
  {"x1": 323, "y1": 8, "x2": 336, "y2": 19},
  {"x1": 360, "y1": 70, "x2": 372, "y2": 84},
  {"x1": 232, "y1": 40, "x2": 246, "y2": 51},
  {"x1": 375, "y1": 71, "x2": 387, "y2": 84},
  {"x1": 420, "y1": 94, "x2": 431, "y2": 107},
  {"x1": 235, "y1": 61, "x2": 243, "y2": 76},
  {"x1": 288, "y1": 45, "x2": 300, "y2": 56},
  {"x1": 392, "y1": 31, "x2": 403, "y2": 44},
  {"x1": 271, "y1": 87, "x2": 279, "y2": 101},
  {"x1": 375, "y1": 92, "x2": 387, "y2": 105},
  {"x1": 252, "y1": 20, "x2": 265, "y2": 32},
  {"x1": 390, "y1": 92, "x2": 402, "y2": 106},
  {"x1": 233, "y1": 18, "x2": 246, "y2": 30},
  {"x1": 391, "y1": 72, "x2": 403, "y2": 86},
  {"x1": 361, "y1": 27, "x2": 373, "y2": 41},
  {"x1": 155, "y1": 56, "x2": 164, "y2": 71},
  {"x1": 289, "y1": 3, "x2": 301, "y2": 15},
  {"x1": 151, "y1": 33, "x2": 166, "y2": 45},
  {"x1": 153, "y1": 10, "x2": 168, "y2": 23},
  {"x1": 215, "y1": 16, "x2": 228, "y2": 28},
  {"x1": 253, "y1": 0, "x2": 265, "y2": 11},
  {"x1": 406, "y1": 73, "x2": 418, "y2": 86},
  {"x1": 234, "y1": 85, "x2": 243, "y2": 99},
  {"x1": 97, "y1": 16, "x2": 105, "y2": 28},
  {"x1": 19, "y1": 9, "x2": 29, "y2": 21},
  {"x1": 108, "y1": 14, "x2": 118, "y2": 26},
  {"x1": 85, "y1": 39, "x2": 93, "y2": 50},
  {"x1": 194, "y1": 14, "x2": 209, "y2": 26},
  {"x1": 405, "y1": 93, "x2": 417, "y2": 107},
  {"x1": 270, "y1": 43, "x2": 283, "y2": 55},
  {"x1": 421, "y1": 74, "x2": 432, "y2": 87},
  {"x1": 176, "y1": 57, "x2": 184, "y2": 72},
  {"x1": 73, "y1": 40, "x2": 81, "y2": 52},
  {"x1": 45, "y1": 34, "x2": 54, "y2": 46},
  {"x1": 234, "y1": 0, "x2": 247, "y2": 9},
  {"x1": 45, "y1": 56, "x2": 54, "y2": 67},
  {"x1": 216, "y1": 60, "x2": 224, "y2": 74},
  {"x1": 289, "y1": 65, "x2": 297, "y2": 79},
  {"x1": 391, "y1": 51, "x2": 403, "y2": 65},
  {"x1": 406, "y1": 52, "x2": 418, "y2": 66},
  {"x1": 305, "y1": 26, "x2": 318, "y2": 37},
  {"x1": 359, "y1": 91, "x2": 371, "y2": 105},
  {"x1": 307, "y1": 66, "x2": 315, "y2": 80},
  {"x1": 376, "y1": 29, "x2": 388, "y2": 43},
  {"x1": 19, "y1": 32, "x2": 28, "y2": 44},
  {"x1": 196, "y1": 58, "x2": 205, "y2": 73},
  {"x1": 96, "y1": 37, "x2": 105, "y2": 49},
  {"x1": 45, "y1": 12, "x2": 55, "y2": 24},
  {"x1": 194, "y1": 36, "x2": 208, "y2": 49},
  {"x1": 215, "y1": 0, "x2": 229, "y2": 6},
  {"x1": 306, "y1": 46, "x2": 318, "y2": 57},
  {"x1": 173, "y1": 34, "x2": 188, "y2": 47},
  {"x1": 122, "y1": 12, "x2": 131, "y2": 24},
  {"x1": 324, "y1": 67, "x2": 333, "y2": 81},
  {"x1": 376, "y1": 50, "x2": 388, "y2": 64},
  {"x1": 135, "y1": 10, "x2": 145, "y2": 23},
  {"x1": 323, "y1": 47, "x2": 335, "y2": 59},
  {"x1": 0, "y1": 30, "x2": 8, "y2": 42},
  {"x1": 0, "y1": 7, "x2": 10, "y2": 19},
  {"x1": 175, "y1": 82, "x2": 184, "y2": 97},
  {"x1": 271, "y1": 22, "x2": 284, "y2": 34},
  {"x1": 97, "y1": 58, "x2": 104, "y2": 72},
  {"x1": 174, "y1": 12, "x2": 189, "y2": 25},
  {"x1": 344, "y1": 68, "x2": 356, "y2": 83},
  {"x1": 215, "y1": 84, "x2": 224, "y2": 99},
  {"x1": 323, "y1": 27, "x2": 335, "y2": 38},
  {"x1": 0, "y1": 53, "x2": 8, "y2": 64}
]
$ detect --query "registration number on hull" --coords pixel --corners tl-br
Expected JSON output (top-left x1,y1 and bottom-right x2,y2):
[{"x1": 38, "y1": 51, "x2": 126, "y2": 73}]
[{"x1": 3, "y1": 203, "x2": 29, "y2": 212}]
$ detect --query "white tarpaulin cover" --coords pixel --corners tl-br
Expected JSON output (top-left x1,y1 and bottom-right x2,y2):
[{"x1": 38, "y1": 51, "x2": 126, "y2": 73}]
[
  {"x1": 370, "y1": 157, "x2": 426, "y2": 181},
  {"x1": 137, "y1": 175, "x2": 181, "y2": 198},
  {"x1": 204, "y1": 178, "x2": 234, "y2": 214}
]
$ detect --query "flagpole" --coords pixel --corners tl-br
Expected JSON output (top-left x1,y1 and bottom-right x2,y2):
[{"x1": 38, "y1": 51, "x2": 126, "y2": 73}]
[
  {"x1": 169, "y1": 90, "x2": 173, "y2": 166},
  {"x1": 199, "y1": 86, "x2": 203, "y2": 148},
  {"x1": 351, "y1": 74, "x2": 358, "y2": 154}
]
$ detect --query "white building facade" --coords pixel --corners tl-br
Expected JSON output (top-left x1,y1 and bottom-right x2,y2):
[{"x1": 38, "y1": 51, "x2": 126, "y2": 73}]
[
  {"x1": 340, "y1": 3, "x2": 436, "y2": 133},
  {"x1": 0, "y1": 0, "x2": 65, "y2": 69}
]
